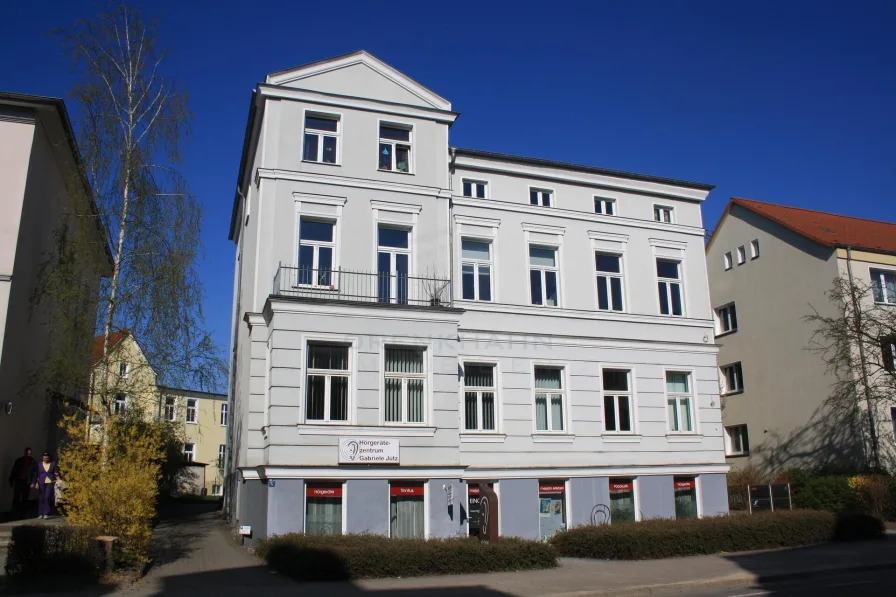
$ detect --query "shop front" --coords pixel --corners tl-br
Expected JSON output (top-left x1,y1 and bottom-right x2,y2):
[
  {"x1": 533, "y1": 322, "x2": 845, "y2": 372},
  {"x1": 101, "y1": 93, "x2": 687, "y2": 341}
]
[
  {"x1": 306, "y1": 483, "x2": 343, "y2": 535},
  {"x1": 674, "y1": 477, "x2": 698, "y2": 519},
  {"x1": 609, "y1": 479, "x2": 635, "y2": 523},
  {"x1": 538, "y1": 481, "x2": 567, "y2": 540},
  {"x1": 390, "y1": 483, "x2": 425, "y2": 538}
]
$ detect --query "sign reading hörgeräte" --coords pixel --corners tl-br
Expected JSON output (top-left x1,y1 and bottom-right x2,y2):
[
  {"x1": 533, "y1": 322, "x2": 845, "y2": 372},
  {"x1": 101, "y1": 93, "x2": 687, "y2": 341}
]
[{"x1": 338, "y1": 438, "x2": 399, "y2": 464}]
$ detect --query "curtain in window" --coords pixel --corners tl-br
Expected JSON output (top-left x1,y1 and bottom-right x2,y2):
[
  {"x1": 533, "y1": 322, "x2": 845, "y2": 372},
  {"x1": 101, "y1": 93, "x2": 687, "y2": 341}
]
[
  {"x1": 610, "y1": 492, "x2": 635, "y2": 523},
  {"x1": 680, "y1": 398, "x2": 692, "y2": 432},
  {"x1": 385, "y1": 348, "x2": 423, "y2": 373},
  {"x1": 551, "y1": 395, "x2": 564, "y2": 431},
  {"x1": 666, "y1": 373, "x2": 688, "y2": 393},
  {"x1": 390, "y1": 496, "x2": 424, "y2": 538},
  {"x1": 407, "y1": 379, "x2": 424, "y2": 423},
  {"x1": 330, "y1": 377, "x2": 348, "y2": 421},
  {"x1": 464, "y1": 365, "x2": 493, "y2": 387},
  {"x1": 668, "y1": 399, "x2": 679, "y2": 432},
  {"x1": 306, "y1": 499, "x2": 342, "y2": 535},
  {"x1": 481, "y1": 392, "x2": 495, "y2": 430},
  {"x1": 385, "y1": 378, "x2": 402, "y2": 422},
  {"x1": 535, "y1": 394, "x2": 548, "y2": 431},
  {"x1": 535, "y1": 368, "x2": 561, "y2": 389},
  {"x1": 308, "y1": 344, "x2": 348, "y2": 370},
  {"x1": 675, "y1": 490, "x2": 698, "y2": 519}
]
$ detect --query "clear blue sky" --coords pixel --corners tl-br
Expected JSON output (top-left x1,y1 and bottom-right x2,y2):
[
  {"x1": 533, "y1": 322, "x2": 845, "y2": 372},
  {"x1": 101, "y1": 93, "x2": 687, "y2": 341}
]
[{"x1": 2, "y1": 1, "x2": 895, "y2": 354}]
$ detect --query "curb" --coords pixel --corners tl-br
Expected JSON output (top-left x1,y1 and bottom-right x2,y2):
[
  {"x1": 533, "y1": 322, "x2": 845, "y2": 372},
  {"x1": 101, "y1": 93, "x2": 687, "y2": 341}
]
[{"x1": 544, "y1": 561, "x2": 896, "y2": 597}]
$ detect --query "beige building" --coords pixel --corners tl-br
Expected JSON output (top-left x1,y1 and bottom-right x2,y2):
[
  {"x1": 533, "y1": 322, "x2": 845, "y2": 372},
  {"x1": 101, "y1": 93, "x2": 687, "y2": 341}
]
[
  {"x1": 707, "y1": 198, "x2": 896, "y2": 473},
  {"x1": 0, "y1": 92, "x2": 110, "y2": 512}
]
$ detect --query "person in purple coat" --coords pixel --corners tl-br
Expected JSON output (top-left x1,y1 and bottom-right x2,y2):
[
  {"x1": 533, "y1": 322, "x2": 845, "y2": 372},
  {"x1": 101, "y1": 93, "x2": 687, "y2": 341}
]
[{"x1": 36, "y1": 452, "x2": 57, "y2": 519}]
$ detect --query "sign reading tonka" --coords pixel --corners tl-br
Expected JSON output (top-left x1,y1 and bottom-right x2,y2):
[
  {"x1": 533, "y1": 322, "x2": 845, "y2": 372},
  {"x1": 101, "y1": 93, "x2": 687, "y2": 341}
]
[{"x1": 338, "y1": 438, "x2": 400, "y2": 464}]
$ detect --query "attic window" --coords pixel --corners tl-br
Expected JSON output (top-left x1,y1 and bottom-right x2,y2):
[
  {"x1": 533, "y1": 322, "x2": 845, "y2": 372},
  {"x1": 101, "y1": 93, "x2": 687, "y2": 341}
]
[
  {"x1": 379, "y1": 124, "x2": 412, "y2": 173},
  {"x1": 303, "y1": 113, "x2": 340, "y2": 164}
]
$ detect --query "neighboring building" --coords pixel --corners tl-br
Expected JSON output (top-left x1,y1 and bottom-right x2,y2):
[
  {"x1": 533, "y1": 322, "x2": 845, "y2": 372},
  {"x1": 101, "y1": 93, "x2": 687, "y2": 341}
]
[
  {"x1": 89, "y1": 330, "x2": 158, "y2": 420},
  {"x1": 707, "y1": 198, "x2": 896, "y2": 473},
  {"x1": 227, "y1": 51, "x2": 728, "y2": 543},
  {"x1": 0, "y1": 93, "x2": 110, "y2": 512}
]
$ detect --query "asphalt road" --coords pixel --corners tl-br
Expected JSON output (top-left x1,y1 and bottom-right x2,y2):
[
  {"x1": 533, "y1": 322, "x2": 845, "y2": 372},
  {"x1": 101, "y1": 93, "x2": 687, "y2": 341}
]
[{"x1": 684, "y1": 567, "x2": 895, "y2": 597}]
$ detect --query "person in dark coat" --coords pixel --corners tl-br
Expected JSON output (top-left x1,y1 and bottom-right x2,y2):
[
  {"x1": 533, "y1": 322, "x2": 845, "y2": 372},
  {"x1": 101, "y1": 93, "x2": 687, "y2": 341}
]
[
  {"x1": 8, "y1": 447, "x2": 37, "y2": 519},
  {"x1": 36, "y1": 452, "x2": 57, "y2": 520}
]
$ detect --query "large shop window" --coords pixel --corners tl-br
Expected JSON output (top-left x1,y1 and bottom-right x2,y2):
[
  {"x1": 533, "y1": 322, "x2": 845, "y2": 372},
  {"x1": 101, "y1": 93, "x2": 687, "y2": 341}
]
[
  {"x1": 534, "y1": 367, "x2": 565, "y2": 432},
  {"x1": 390, "y1": 483, "x2": 425, "y2": 538},
  {"x1": 384, "y1": 347, "x2": 426, "y2": 424},
  {"x1": 609, "y1": 479, "x2": 635, "y2": 523},
  {"x1": 306, "y1": 484, "x2": 343, "y2": 535},
  {"x1": 538, "y1": 481, "x2": 567, "y2": 540},
  {"x1": 674, "y1": 477, "x2": 698, "y2": 519},
  {"x1": 464, "y1": 364, "x2": 496, "y2": 431},
  {"x1": 467, "y1": 482, "x2": 493, "y2": 537},
  {"x1": 306, "y1": 344, "x2": 350, "y2": 422}
]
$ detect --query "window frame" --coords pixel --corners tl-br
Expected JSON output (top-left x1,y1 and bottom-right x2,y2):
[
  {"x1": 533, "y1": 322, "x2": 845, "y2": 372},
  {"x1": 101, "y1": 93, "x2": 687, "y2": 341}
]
[
  {"x1": 715, "y1": 302, "x2": 738, "y2": 336},
  {"x1": 601, "y1": 367, "x2": 636, "y2": 434},
  {"x1": 304, "y1": 340, "x2": 354, "y2": 424},
  {"x1": 460, "y1": 237, "x2": 494, "y2": 302},
  {"x1": 377, "y1": 120, "x2": 414, "y2": 174},
  {"x1": 218, "y1": 444, "x2": 226, "y2": 467},
  {"x1": 297, "y1": 217, "x2": 337, "y2": 288},
  {"x1": 750, "y1": 239, "x2": 760, "y2": 259},
  {"x1": 461, "y1": 361, "x2": 500, "y2": 434},
  {"x1": 113, "y1": 393, "x2": 128, "y2": 416},
  {"x1": 725, "y1": 424, "x2": 750, "y2": 456},
  {"x1": 302, "y1": 110, "x2": 342, "y2": 165},
  {"x1": 220, "y1": 402, "x2": 228, "y2": 427},
  {"x1": 528, "y1": 186, "x2": 554, "y2": 208},
  {"x1": 594, "y1": 196, "x2": 617, "y2": 216},
  {"x1": 388, "y1": 482, "x2": 427, "y2": 538},
  {"x1": 532, "y1": 364, "x2": 569, "y2": 434},
  {"x1": 376, "y1": 224, "x2": 413, "y2": 304},
  {"x1": 595, "y1": 251, "x2": 625, "y2": 312},
  {"x1": 304, "y1": 482, "x2": 346, "y2": 536},
  {"x1": 381, "y1": 343, "x2": 430, "y2": 426},
  {"x1": 724, "y1": 252, "x2": 732, "y2": 270},
  {"x1": 881, "y1": 335, "x2": 896, "y2": 373},
  {"x1": 163, "y1": 395, "x2": 177, "y2": 422},
  {"x1": 118, "y1": 362, "x2": 129, "y2": 378},
  {"x1": 528, "y1": 244, "x2": 561, "y2": 307},
  {"x1": 664, "y1": 370, "x2": 696, "y2": 434},
  {"x1": 461, "y1": 178, "x2": 489, "y2": 199},
  {"x1": 183, "y1": 442, "x2": 195, "y2": 462},
  {"x1": 656, "y1": 258, "x2": 685, "y2": 317},
  {"x1": 653, "y1": 204, "x2": 674, "y2": 223},
  {"x1": 185, "y1": 398, "x2": 198, "y2": 424},
  {"x1": 871, "y1": 268, "x2": 896, "y2": 305},
  {"x1": 720, "y1": 361, "x2": 744, "y2": 395},
  {"x1": 737, "y1": 246, "x2": 746, "y2": 265}
]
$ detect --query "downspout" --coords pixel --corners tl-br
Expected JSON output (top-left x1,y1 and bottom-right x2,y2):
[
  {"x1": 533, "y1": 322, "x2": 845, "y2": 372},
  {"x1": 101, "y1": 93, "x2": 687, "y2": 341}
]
[
  {"x1": 846, "y1": 245, "x2": 879, "y2": 469},
  {"x1": 448, "y1": 148, "x2": 456, "y2": 304}
]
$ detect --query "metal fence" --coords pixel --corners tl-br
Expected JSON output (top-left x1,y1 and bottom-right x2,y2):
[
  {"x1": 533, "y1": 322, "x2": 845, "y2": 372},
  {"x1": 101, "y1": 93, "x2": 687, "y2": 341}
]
[{"x1": 273, "y1": 264, "x2": 451, "y2": 307}]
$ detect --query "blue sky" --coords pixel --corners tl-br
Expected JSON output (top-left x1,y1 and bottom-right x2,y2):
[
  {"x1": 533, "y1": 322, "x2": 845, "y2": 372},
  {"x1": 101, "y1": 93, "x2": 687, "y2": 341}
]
[{"x1": 2, "y1": 0, "x2": 895, "y2": 355}]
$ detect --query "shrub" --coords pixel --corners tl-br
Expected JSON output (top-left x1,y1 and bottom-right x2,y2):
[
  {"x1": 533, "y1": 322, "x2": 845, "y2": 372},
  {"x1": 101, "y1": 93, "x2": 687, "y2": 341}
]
[
  {"x1": 256, "y1": 534, "x2": 557, "y2": 580},
  {"x1": 4, "y1": 525, "x2": 105, "y2": 585},
  {"x1": 792, "y1": 475, "x2": 859, "y2": 512},
  {"x1": 848, "y1": 475, "x2": 890, "y2": 519},
  {"x1": 727, "y1": 465, "x2": 767, "y2": 511},
  {"x1": 834, "y1": 512, "x2": 886, "y2": 541},
  {"x1": 549, "y1": 510, "x2": 883, "y2": 560}
]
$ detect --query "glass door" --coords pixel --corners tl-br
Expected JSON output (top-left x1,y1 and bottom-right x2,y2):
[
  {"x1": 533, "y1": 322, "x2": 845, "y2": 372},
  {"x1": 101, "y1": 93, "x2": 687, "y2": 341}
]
[{"x1": 378, "y1": 226, "x2": 410, "y2": 304}]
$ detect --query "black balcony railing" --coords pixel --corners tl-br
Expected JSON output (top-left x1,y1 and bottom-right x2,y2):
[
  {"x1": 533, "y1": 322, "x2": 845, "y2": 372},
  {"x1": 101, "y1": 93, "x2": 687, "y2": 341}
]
[{"x1": 273, "y1": 264, "x2": 451, "y2": 307}]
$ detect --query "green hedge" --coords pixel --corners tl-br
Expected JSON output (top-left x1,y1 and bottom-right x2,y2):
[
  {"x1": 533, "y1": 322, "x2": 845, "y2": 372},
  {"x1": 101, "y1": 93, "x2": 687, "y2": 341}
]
[
  {"x1": 4, "y1": 525, "x2": 105, "y2": 585},
  {"x1": 792, "y1": 476, "x2": 860, "y2": 512},
  {"x1": 550, "y1": 510, "x2": 884, "y2": 560},
  {"x1": 256, "y1": 534, "x2": 557, "y2": 580}
]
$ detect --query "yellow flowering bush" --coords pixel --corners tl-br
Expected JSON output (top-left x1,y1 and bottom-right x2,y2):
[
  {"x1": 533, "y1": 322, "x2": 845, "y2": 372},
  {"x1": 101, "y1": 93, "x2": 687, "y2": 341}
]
[{"x1": 847, "y1": 475, "x2": 890, "y2": 519}]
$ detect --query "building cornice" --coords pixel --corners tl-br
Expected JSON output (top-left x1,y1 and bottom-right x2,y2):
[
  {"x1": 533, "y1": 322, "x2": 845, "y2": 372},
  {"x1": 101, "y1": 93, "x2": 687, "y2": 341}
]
[{"x1": 256, "y1": 168, "x2": 452, "y2": 199}]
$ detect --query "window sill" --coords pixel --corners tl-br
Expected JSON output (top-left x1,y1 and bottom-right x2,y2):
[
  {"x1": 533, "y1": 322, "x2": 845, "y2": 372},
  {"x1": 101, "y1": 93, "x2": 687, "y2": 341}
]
[
  {"x1": 666, "y1": 434, "x2": 704, "y2": 443},
  {"x1": 302, "y1": 160, "x2": 341, "y2": 167},
  {"x1": 601, "y1": 435, "x2": 641, "y2": 443},
  {"x1": 726, "y1": 452, "x2": 750, "y2": 458},
  {"x1": 873, "y1": 301, "x2": 896, "y2": 307},
  {"x1": 186, "y1": 422, "x2": 198, "y2": 425},
  {"x1": 714, "y1": 330, "x2": 737, "y2": 339},
  {"x1": 460, "y1": 433, "x2": 506, "y2": 443},
  {"x1": 299, "y1": 424, "x2": 436, "y2": 437},
  {"x1": 722, "y1": 390, "x2": 744, "y2": 397},
  {"x1": 532, "y1": 434, "x2": 575, "y2": 443},
  {"x1": 378, "y1": 169, "x2": 414, "y2": 176}
]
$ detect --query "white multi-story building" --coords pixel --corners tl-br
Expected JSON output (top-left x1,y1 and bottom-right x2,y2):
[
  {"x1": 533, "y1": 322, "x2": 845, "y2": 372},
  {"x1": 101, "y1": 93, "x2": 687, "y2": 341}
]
[{"x1": 226, "y1": 51, "x2": 728, "y2": 543}]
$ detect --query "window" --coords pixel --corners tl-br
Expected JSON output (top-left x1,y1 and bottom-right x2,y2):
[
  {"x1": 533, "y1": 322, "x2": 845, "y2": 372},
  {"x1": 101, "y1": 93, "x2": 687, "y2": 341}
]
[
  {"x1": 724, "y1": 252, "x2": 732, "y2": 270},
  {"x1": 715, "y1": 303, "x2": 738, "y2": 335},
  {"x1": 220, "y1": 403, "x2": 228, "y2": 426},
  {"x1": 306, "y1": 484, "x2": 343, "y2": 535},
  {"x1": 303, "y1": 113, "x2": 339, "y2": 164},
  {"x1": 725, "y1": 425, "x2": 750, "y2": 456},
  {"x1": 656, "y1": 259, "x2": 683, "y2": 316},
  {"x1": 609, "y1": 479, "x2": 635, "y2": 523},
  {"x1": 118, "y1": 362, "x2": 129, "y2": 378},
  {"x1": 603, "y1": 370, "x2": 633, "y2": 433},
  {"x1": 882, "y1": 336, "x2": 896, "y2": 373},
  {"x1": 737, "y1": 246, "x2": 746, "y2": 265},
  {"x1": 891, "y1": 407, "x2": 896, "y2": 441},
  {"x1": 113, "y1": 393, "x2": 127, "y2": 415},
  {"x1": 666, "y1": 372, "x2": 694, "y2": 433},
  {"x1": 390, "y1": 483, "x2": 424, "y2": 538},
  {"x1": 534, "y1": 368, "x2": 565, "y2": 432},
  {"x1": 529, "y1": 246, "x2": 559, "y2": 307},
  {"x1": 595, "y1": 253, "x2": 624, "y2": 312},
  {"x1": 461, "y1": 240, "x2": 492, "y2": 301},
  {"x1": 377, "y1": 226, "x2": 410, "y2": 304},
  {"x1": 183, "y1": 442, "x2": 195, "y2": 462},
  {"x1": 164, "y1": 396, "x2": 176, "y2": 422},
  {"x1": 297, "y1": 219, "x2": 335, "y2": 287},
  {"x1": 186, "y1": 398, "x2": 198, "y2": 424},
  {"x1": 654, "y1": 205, "x2": 673, "y2": 223},
  {"x1": 218, "y1": 444, "x2": 226, "y2": 467},
  {"x1": 751, "y1": 239, "x2": 760, "y2": 259},
  {"x1": 211, "y1": 484, "x2": 223, "y2": 496},
  {"x1": 467, "y1": 483, "x2": 493, "y2": 537},
  {"x1": 594, "y1": 196, "x2": 616, "y2": 215},
  {"x1": 529, "y1": 188, "x2": 553, "y2": 207},
  {"x1": 538, "y1": 482, "x2": 567, "y2": 540},
  {"x1": 384, "y1": 347, "x2": 426, "y2": 424},
  {"x1": 721, "y1": 362, "x2": 744, "y2": 394},
  {"x1": 463, "y1": 364, "x2": 496, "y2": 432},
  {"x1": 462, "y1": 179, "x2": 487, "y2": 199},
  {"x1": 305, "y1": 344, "x2": 350, "y2": 422},
  {"x1": 674, "y1": 478, "x2": 698, "y2": 519},
  {"x1": 378, "y1": 124, "x2": 411, "y2": 172},
  {"x1": 871, "y1": 269, "x2": 896, "y2": 305}
]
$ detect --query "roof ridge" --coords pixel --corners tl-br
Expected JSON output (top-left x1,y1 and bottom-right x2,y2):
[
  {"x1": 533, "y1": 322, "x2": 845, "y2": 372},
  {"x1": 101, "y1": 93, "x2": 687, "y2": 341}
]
[{"x1": 733, "y1": 197, "x2": 896, "y2": 227}]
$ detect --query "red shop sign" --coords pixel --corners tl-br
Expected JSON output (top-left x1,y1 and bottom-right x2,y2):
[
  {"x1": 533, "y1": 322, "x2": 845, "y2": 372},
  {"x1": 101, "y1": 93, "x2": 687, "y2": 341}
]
[
  {"x1": 390, "y1": 485, "x2": 424, "y2": 497},
  {"x1": 468, "y1": 485, "x2": 480, "y2": 496},
  {"x1": 609, "y1": 482, "x2": 633, "y2": 492},
  {"x1": 675, "y1": 479, "x2": 696, "y2": 490},
  {"x1": 539, "y1": 484, "x2": 565, "y2": 494},
  {"x1": 307, "y1": 486, "x2": 342, "y2": 498}
]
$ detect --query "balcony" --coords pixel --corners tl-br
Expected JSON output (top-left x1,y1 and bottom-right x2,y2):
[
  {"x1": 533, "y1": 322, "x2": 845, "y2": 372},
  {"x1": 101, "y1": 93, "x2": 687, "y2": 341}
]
[{"x1": 273, "y1": 264, "x2": 452, "y2": 307}]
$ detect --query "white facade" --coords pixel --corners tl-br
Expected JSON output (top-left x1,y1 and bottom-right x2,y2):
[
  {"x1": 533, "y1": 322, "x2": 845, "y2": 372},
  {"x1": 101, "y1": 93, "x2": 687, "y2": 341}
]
[{"x1": 227, "y1": 51, "x2": 728, "y2": 542}]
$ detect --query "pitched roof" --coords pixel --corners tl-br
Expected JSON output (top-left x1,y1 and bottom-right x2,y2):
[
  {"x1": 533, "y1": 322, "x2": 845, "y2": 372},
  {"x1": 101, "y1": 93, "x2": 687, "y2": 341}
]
[
  {"x1": 91, "y1": 330, "x2": 129, "y2": 365},
  {"x1": 711, "y1": 198, "x2": 896, "y2": 255}
]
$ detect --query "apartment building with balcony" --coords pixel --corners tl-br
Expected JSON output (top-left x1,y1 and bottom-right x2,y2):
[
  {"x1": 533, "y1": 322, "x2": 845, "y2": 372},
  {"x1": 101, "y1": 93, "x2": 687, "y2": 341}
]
[{"x1": 227, "y1": 51, "x2": 728, "y2": 543}]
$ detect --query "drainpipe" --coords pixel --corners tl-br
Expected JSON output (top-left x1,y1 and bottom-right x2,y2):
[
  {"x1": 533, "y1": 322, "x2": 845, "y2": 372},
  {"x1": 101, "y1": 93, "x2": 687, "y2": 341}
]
[
  {"x1": 846, "y1": 246, "x2": 879, "y2": 470},
  {"x1": 448, "y1": 148, "x2": 456, "y2": 304}
]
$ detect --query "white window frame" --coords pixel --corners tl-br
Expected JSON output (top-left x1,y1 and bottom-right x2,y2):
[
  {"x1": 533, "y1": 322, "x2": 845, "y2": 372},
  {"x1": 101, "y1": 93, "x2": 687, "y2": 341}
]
[
  {"x1": 118, "y1": 362, "x2": 129, "y2": 378},
  {"x1": 594, "y1": 196, "x2": 616, "y2": 216},
  {"x1": 532, "y1": 364, "x2": 569, "y2": 434},
  {"x1": 163, "y1": 395, "x2": 177, "y2": 422},
  {"x1": 462, "y1": 361, "x2": 500, "y2": 433},
  {"x1": 653, "y1": 204, "x2": 674, "y2": 223},
  {"x1": 302, "y1": 110, "x2": 341, "y2": 165},
  {"x1": 750, "y1": 239, "x2": 760, "y2": 259},
  {"x1": 304, "y1": 340, "x2": 353, "y2": 424},
  {"x1": 601, "y1": 367, "x2": 636, "y2": 434},
  {"x1": 595, "y1": 252, "x2": 625, "y2": 312},
  {"x1": 303, "y1": 481, "x2": 347, "y2": 536},
  {"x1": 297, "y1": 217, "x2": 337, "y2": 288},
  {"x1": 528, "y1": 244, "x2": 561, "y2": 307},
  {"x1": 293, "y1": 195, "x2": 345, "y2": 293},
  {"x1": 218, "y1": 443, "x2": 226, "y2": 466},
  {"x1": 871, "y1": 268, "x2": 896, "y2": 305},
  {"x1": 183, "y1": 442, "x2": 195, "y2": 462},
  {"x1": 382, "y1": 344, "x2": 430, "y2": 426},
  {"x1": 656, "y1": 258, "x2": 685, "y2": 317},
  {"x1": 725, "y1": 425, "x2": 749, "y2": 456},
  {"x1": 715, "y1": 302, "x2": 737, "y2": 335},
  {"x1": 528, "y1": 186, "x2": 554, "y2": 208},
  {"x1": 737, "y1": 246, "x2": 746, "y2": 265},
  {"x1": 211, "y1": 484, "x2": 223, "y2": 496},
  {"x1": 377, "y1": 224, "x2": 413, "y2": 303},
  {"x1": 220, "y1": 402, "x2": 228, "y2": 427},
  {"x1": 113, "y1": 393, "x2": 128, "y2": 416},
  {"x1": 377, "y1": 120, "x2": 413, "y2": 174},
  {"x1": 724, "y1": 252, "x2": 733, "y2": 270},
  {"x1": 186, "y1": 398, "x2": 198, "y2": 424},
  {"x1": 664, "y1": 370, "x2": 696, "y2": 434},
  {"x1": 461, "y1": 178, "x2": 489, "y2": 199},
  {"x1": 460, "y1": 238, "x2": 493, "y2": 302},
  {"x1": 720, "y1": 362, "x2": 744, "y2": 395}
]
